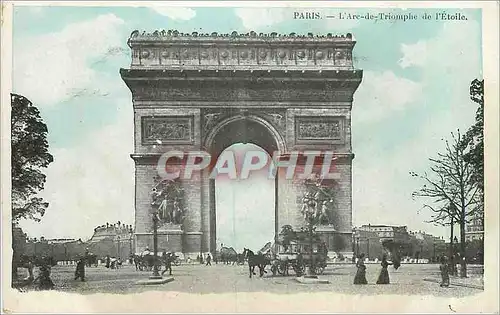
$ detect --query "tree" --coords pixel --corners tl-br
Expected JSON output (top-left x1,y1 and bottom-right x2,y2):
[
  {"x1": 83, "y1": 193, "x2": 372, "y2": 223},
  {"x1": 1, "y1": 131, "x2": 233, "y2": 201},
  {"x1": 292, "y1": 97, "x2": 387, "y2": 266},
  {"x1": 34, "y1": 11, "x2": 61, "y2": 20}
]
[
  {"x1": 410, "y1": 131, "x2": 482, "y2": 278},
  {"x1": 460, "y1": 79, "x2": 484, "y2": 225},
  {"x1": 11, "y1": 93, "x2": 53, "y2": 223}
]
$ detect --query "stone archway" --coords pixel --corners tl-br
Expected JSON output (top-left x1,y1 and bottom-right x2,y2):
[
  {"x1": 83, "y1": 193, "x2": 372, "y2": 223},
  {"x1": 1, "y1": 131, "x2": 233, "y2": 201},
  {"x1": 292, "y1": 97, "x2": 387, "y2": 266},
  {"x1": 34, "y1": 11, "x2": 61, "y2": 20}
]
[
  {"x1": 120, "y1": 29, "x2": 363, "y2": 259},
  {"x1": 203, "y1": 113, "x2": 285, "y2": 253}
]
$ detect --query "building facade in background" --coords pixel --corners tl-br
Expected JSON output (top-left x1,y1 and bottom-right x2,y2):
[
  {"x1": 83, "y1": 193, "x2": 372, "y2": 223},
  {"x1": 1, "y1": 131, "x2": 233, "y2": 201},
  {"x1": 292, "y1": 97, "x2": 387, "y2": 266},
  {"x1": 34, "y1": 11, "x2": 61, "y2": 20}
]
[
  {"x1": 353, "y1": 224, "x2": 447, "y2": 261},
  {"x1": 19, "y1": 222, "x2": 134, "y2": 262},
  {"x1": 465, "y1": 211, "x2": 484, "y2": 242}
]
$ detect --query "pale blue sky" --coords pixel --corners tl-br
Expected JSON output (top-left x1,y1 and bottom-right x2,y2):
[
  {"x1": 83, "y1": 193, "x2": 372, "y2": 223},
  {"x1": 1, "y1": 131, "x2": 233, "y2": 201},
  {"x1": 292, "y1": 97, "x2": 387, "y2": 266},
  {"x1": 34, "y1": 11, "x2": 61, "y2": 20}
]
[{"x1": 13, "y1": 5, "x2": 483, "y2": 248}]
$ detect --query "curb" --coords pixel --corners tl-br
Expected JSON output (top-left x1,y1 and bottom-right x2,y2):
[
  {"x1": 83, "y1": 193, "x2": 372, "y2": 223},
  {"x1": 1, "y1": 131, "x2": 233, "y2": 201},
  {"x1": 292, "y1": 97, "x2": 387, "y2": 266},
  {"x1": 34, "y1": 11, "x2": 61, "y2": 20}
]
[{"x1": 136, "y1": 277, "x2": 174, "y2": 285}]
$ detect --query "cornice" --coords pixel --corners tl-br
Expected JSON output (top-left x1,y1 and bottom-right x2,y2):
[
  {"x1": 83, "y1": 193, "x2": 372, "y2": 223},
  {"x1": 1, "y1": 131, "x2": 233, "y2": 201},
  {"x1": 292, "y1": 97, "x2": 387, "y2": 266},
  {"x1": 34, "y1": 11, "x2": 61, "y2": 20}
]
[{"x1": 120, "y1": 68, "x2": 363, "y2": 82}]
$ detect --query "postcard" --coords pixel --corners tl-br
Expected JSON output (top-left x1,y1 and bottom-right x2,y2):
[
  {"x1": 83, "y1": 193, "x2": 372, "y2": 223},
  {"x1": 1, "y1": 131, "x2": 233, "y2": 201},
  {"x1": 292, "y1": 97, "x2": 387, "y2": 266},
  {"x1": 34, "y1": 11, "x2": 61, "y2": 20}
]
[{"x1": 1, "y1": 1, "x2": 498, "y2": 313}]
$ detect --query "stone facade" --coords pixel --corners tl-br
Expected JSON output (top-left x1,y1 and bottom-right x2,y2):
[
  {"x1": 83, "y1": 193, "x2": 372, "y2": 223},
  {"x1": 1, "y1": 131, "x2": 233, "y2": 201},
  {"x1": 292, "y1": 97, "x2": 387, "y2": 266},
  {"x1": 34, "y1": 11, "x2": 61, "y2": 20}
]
[{"x1": 120, "y1": 30, "x2": 363, "y2": 258}]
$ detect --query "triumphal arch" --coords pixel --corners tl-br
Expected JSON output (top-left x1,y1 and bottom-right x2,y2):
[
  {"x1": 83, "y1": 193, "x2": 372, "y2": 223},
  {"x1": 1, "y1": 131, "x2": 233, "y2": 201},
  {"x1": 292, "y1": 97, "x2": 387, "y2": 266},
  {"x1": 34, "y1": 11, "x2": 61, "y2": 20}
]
[{"x1": 120, "y1": 30, "x2": 363, "y2": 259}]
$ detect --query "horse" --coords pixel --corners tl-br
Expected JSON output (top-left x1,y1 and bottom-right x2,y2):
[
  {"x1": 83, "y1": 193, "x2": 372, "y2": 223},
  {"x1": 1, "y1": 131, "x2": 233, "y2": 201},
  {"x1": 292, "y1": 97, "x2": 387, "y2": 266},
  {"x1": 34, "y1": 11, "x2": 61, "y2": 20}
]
[
  {"x1": 132, "y1": 254, "x2": 142, "y2": 271},
  {"x1": 243, "y1": 248, "x2": 270, "y2": 278},
  {"x1": 220, "y1": 247, "x2": 238, "y2": 265}
]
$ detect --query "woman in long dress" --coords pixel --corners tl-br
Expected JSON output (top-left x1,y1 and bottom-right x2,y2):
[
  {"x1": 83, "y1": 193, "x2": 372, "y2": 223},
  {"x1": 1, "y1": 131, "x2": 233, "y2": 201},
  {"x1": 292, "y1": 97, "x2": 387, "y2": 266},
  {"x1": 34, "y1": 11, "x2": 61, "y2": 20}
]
[
  {"x1": 354, "y1": 253, "x2": 368, "y2": 284},
  {"x1": 439, "y1": 256, "x2": 450, "y2": 287},
  {"x1": 376, "y1": 254, "x2": 392, "y2": 284}
]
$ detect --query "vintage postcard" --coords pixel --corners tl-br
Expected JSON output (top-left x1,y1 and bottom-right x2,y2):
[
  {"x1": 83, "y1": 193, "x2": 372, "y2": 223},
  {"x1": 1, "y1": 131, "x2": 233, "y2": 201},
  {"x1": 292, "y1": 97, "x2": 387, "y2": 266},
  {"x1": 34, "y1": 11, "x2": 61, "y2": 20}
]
[{"x1": 1, "y1": 1, "x2": 499, "y2": 313}]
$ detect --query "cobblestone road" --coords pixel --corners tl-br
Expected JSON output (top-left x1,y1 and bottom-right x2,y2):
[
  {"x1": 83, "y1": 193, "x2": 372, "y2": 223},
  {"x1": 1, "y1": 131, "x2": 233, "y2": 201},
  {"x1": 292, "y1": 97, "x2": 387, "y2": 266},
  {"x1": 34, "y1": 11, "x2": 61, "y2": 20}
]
[{"x1": 18, "y1": 263, "x2": 483, "y2": 297}]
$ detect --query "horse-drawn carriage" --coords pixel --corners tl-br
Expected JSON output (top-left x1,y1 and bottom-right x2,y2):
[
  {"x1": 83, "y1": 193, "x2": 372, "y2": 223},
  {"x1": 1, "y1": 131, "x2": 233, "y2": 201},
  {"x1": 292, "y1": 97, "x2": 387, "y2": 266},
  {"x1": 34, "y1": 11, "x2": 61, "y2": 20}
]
[{"x1": 271, "y1": 239, "x2": 328, "y2": 276}]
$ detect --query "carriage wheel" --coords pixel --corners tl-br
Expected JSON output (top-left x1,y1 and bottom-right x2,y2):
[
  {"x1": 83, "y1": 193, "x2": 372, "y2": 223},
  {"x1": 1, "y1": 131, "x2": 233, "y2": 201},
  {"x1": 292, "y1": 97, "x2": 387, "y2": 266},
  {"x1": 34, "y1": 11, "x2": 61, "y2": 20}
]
[
  {"x1": 293, "y1": 263, "x2": 305, "y2": 276},
  {"x1": 314, "y1": 265, "x2": 325, "y2": 275},
  {"x1": 277, "y1": 263, "x2": 287, "y2": 276}
]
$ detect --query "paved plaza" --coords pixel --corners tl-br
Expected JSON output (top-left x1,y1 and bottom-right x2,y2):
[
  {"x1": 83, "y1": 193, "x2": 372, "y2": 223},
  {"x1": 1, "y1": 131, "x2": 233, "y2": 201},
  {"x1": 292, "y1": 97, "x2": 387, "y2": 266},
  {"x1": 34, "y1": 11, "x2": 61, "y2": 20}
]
[{"x1": 17, "y1": 263, "x2": 483, "y2": 297}]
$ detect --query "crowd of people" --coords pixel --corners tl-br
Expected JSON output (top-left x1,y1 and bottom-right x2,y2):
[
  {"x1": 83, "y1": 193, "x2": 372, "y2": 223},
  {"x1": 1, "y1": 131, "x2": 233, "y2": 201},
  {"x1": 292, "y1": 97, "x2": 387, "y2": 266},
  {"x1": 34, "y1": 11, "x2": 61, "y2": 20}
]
[{"x1": 17, "y1": 248, "x2": 464, "y2": 291}]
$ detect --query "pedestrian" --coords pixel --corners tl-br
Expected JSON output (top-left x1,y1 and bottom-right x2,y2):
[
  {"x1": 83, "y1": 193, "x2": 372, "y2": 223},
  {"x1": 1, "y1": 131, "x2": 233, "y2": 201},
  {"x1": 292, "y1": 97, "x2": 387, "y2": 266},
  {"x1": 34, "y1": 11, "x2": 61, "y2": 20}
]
[
  {"x1": 74, "y1": 257, "x2": 86, "y2": 282},
  {"x1": 440, "y1": 256, "x2": 450, "y2": 287},
  {"x1": 161, "y1": 251, "x2": 172, "y2": 276},
  {"x1": 105, "y1": 255, "x2": 111, "y2": 268},
  {"x1": 376, "y1": 254, "x2": 392, "y2": 284},
  {"x1": 449, "y1": 255, "x2": 458, "y2": 276},
  {"x1": 354, "y1": 253, "x2": 368, "y2": 285},
  {"x1": 392, "y1": 254, "x2": 401, "y2": 270},
  {"x1": 205, "y1": 253, "x2": 212, "y2": 266}
]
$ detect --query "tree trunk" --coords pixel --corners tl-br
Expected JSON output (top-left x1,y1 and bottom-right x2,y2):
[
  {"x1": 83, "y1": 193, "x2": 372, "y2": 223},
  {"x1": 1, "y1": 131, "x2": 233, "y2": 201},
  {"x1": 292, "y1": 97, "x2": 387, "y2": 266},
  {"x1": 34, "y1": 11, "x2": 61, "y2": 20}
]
[{"x1": 460, "y1": 220, "x2": 468, "y2": 278}]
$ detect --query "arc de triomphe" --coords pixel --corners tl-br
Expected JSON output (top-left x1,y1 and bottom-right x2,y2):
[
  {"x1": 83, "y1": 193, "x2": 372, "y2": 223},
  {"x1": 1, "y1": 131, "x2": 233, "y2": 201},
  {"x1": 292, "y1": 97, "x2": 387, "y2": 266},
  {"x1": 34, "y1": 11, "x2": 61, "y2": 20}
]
[{"x1": 120, "y1": 30, "x2": 363, "y2": 259}]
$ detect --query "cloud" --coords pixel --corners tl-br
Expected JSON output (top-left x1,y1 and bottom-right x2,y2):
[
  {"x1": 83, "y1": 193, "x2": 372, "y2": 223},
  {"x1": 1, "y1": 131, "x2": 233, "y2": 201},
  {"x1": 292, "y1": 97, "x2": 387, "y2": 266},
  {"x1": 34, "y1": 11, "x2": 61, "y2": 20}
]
[
  {"x1": 13, "y1": 14, "x2": 125, "y2": 107},
  {"x1": 353, "y1": 71, "x2": 422, "y2": 123},
  {"x1": 19, "y1": 101, "x2": 135, "y2": 240},
  {"x1": 398, "y1": 20, "x2": 481, "y2": 105},
  {"x1": 352, "y1": 20, "x2": 482, "y2": 237},
  {"x1": 234, "y1": 8, "x2": 289, "y2": 30},
  {"x1": 151, "y1": 7, "x2": 196, "y2": 20},
  {"x1": 352, "y1": 110, "x2": 467, "y2": 237},
  {"x1": 399, "y1": 40, "x2": 428, "y2": 69}
]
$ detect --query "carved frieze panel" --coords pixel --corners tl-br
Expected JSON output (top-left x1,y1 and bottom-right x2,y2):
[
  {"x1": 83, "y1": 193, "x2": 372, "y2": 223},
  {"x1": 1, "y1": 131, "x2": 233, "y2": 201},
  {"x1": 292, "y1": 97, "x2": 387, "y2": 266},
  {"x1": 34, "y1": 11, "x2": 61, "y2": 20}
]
[
  {"x1": 142, "y1": 116, "x2": 194, "y2": 145},
  {"x1": 295, "y1": 116, "x2": 345, "y2": 144},
  {"x1": 128, "y1": 31, "x2": 357, "y2": 68},
  {"x1": 180, "y1": 47, "x2": 199, "y2": 65},
  {"x1": 257, "y1": 47, "x2": 273, "y2": 65},
  {"x1": 131, "y1": 46, "x2": 353, "y2": 67}
]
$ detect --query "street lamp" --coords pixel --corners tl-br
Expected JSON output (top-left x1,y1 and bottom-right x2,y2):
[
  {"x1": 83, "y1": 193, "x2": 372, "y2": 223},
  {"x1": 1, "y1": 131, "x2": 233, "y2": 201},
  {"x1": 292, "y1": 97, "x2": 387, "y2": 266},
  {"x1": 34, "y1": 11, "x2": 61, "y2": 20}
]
[
  {"x1": 351, "y1": 230, "x2": 356, "y2": 258},
  {"x1": 150, "y1": 212, "x2": 162, "y2": 279},
  {"x1": 117, "y1": 236, "x2": 121, "y2": 261},
  {"x1": 367, "y1": 237, "x2": 370, "y2": 259},
  {"x1": 129, "y1": 230, "x2": 133, "y2": 262},
  {"x1": 356, "y1": 235, "x2": 360, "y2": 257},
  {"x1": 302, "y1": 203, "x2": 318, "y2": 276}
]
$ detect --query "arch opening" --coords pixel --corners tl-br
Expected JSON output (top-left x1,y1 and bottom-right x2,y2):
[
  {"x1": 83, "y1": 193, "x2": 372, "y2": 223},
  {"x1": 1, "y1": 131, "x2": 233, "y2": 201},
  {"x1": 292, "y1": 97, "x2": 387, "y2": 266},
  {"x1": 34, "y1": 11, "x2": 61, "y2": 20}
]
[
  {"x1": 204, "y1": 115, "x2": 285, "y2": 161},
  {"x1": 206, "y1": 116, "x2": 282, "y2": 254},
  {"x1": 214, "y1": 143, "x2": 276, "y2": 254}
]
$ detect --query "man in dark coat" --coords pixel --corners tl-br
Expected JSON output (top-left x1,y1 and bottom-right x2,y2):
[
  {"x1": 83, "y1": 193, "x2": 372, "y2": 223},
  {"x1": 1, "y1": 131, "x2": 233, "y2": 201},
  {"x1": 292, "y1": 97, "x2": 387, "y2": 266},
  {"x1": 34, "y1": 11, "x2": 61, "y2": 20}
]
[
  {"x1": 105, "y1": 255, "x2": 111, "y2": 268},
  {"x1": 161, "y1": 251, "x2": 173, "y2": 276},
  {"x1": 74, "y1": 257, "x2": 86, "y2": 281},
  {"x1": 34, "y1": 257, "x2": 55, "y2": 290}
]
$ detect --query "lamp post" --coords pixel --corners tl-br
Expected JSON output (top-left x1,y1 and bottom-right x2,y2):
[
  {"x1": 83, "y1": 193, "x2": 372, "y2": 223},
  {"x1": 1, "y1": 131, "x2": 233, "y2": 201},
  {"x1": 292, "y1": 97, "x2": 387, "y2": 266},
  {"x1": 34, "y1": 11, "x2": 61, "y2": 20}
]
[
  {"x1": 129, "y1": 231, "x2": 133, "y2": 261},
  {"x1": 117, "y1": 236, "x2": 121, "y2": 261},
  {"x1": 356, "y1": 235, "x2": 360, "y2": 257},
  {"x1": 302, "y1": 204, "x2": 318, "y2": 277},
  {"x1": 352, "y1": 230, "x2": 356, "y2": 258},
  {"x1": 150, "y1": 212, "x2": 162, "y2": 279}
]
